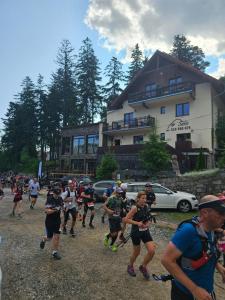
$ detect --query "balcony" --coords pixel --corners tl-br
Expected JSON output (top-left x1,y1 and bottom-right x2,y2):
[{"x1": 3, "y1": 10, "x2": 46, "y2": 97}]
[
  {"x1": 103, "y1": 116, "x2": 155, "y2": 135},
  {"x1": 128, "y1": 82, "x2": 195, "y2": 107},
  {"x1": 175, "y1": 140, "x2": 192, "y2": 152}
]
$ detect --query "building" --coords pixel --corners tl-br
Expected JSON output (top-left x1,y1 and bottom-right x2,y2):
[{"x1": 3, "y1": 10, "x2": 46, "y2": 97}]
[
  {"x1": 59, "y1": 123, "x2": 105, "y2": 175},
  {"x1": 101, "y1": 50, "x2": 225, "y2": 173}
]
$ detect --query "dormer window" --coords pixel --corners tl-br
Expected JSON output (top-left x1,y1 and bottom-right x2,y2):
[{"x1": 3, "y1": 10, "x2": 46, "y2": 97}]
[{"x1": 145, "y1": 83, "x2": 157, "y2": 97}]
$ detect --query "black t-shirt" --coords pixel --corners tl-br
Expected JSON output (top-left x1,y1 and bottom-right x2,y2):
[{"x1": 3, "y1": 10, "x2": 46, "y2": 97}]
[
  {"x1": 45, "y1": 195, "x2": 63, "y2": 223},
  {"x1": 146, "y1": 191, "x2": 156, "y2": 207}
]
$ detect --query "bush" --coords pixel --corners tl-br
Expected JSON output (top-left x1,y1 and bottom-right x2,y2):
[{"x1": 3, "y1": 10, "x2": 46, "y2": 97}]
[{"x1": 96, "y1": 154, "x2": 118, "y2": 180}]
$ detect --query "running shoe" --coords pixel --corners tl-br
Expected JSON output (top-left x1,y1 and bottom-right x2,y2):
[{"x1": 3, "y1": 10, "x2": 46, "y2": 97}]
[
  {"x1": 82, "y1": 222, "x2": 86, "y2": 228},
  {"x1": 52, "y1": 252, "x2": 61, "y2": 260},
  {"x1": 40, "y1": 239, "x2": 46, "y2": 249},
  {"x1": 127, "y1": 265, "x2": 136, "y2": 277},
  {"x1": 104, "y1": 234, "x2": 110, "y2": 247},
  {"x1": 89, "y1": 223, "x2": 94, "y2": 229},
  {"x1": 62, "y1": 227, "x2": 67, "y2": 234},
  {"x1": 139, "y1": 265, "x2": 150, "y2": 280},
  {"x1": 70, "y1": 228, "x2": 75, "y2": 237},
  {"x1": 110, "y1": 244, "x2": 118, "y2": 252}
]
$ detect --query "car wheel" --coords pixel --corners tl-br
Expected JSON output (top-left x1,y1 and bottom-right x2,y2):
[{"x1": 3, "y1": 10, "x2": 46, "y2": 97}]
[{"x1": 177, "y1": 200, "x2": 191, "y2": 213}]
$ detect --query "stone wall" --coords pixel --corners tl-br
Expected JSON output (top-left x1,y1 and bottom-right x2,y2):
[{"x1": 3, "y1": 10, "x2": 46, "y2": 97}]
[{"x1": 156, "y1": 170, "x2": 225, "y2": 199}]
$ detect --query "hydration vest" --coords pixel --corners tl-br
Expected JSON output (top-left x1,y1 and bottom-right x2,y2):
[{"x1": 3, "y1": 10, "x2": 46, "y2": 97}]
[{"x1": 177, "y1": 217, "x2": 220, "y2": 270}]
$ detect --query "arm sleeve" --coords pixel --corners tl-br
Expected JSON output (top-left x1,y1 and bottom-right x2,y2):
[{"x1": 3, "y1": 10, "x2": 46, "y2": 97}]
[{"x1": 171, "y1": 223, "x2": 196, "y2": 253}]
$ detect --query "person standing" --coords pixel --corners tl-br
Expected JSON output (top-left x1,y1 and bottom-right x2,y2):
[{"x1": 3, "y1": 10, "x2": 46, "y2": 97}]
[
  {"x1": 40, "y1": 187, "x2": 64, "y2": 260},
  {"x1": 29, "y1": 178, "x2": 40, "y2": 209},
  {"x1": 161, "y1": 195, "x2": 225, "y2": 300},
  {"x1": 61, "y1": 180, "x2": 77, "y2": 237},
  {"x1": 145, "y1": 183, "x2": 156, "y2": 209},
  {"x1": 124, "y1": 191, "x2": 155, "y2": 279}
]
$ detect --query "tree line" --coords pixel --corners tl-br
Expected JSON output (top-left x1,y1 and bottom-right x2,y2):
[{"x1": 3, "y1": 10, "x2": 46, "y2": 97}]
[{"x1": 1, "y1": 34, "x2": 222, "y2": 173}]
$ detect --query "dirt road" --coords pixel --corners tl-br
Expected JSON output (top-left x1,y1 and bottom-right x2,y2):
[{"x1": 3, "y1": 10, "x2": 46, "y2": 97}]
[{"x1": 0, "y1": 189, "x2": 224, "y2": 300}]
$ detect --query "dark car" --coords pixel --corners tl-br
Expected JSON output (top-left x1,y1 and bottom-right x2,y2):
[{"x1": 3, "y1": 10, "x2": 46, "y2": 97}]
[{"x1": 93, "y1": 180, "x2": 115, "y2": 202}]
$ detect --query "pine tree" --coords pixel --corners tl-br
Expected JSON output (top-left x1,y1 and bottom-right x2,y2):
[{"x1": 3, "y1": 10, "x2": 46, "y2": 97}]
[
  {"x1": 126, "y1": 44, "x2": 144, "y2": 83},
  {"x1": 76, "y1": 37, "x2": 102, "y2": 124},
  {"x1": 53, "y1": 39, "x2": 79, "y2": 127},
  {"x1": 171, "y1": 35, "x2": 210, "y2": 72}
]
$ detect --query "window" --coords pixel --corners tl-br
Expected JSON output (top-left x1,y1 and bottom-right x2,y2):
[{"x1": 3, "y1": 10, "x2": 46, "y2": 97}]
[
  {"x1": 146, "y1": 83, "x2": 157, "y2": 97},
  {"x1": 176, "y1": 102, "x2": 189, "y2": 117},
  {"x1": 160, "y1": 106, "x2": 165, "y2": 114},
  {"x1": 124, "y1": 112, "x2": 134, "y2": 126},
  {"x1": 177, "y1": 133, "x2": 191, "y2": 142},
  {"x1": 71, "y1": 159, "x2": 84, "y2": 172},
  {"x1": 114, "y1": 139, "x2": 120, "y2": 146},
  {"x1": 133, "y1": 135, "x2": 143, "y2": 144},
  {"x1": 72, "y1": 136, "x2": 85, "y2": 154},
  {"x1": 61, "y1": 137, "x2": 70, "y2": 155},
  {"x1": 87, "y1": 135, "x2": 99, "y2": 154},
  {"x1": 152, "y1": 186, "x2": 169, "y2": 194},
  {"x1": 169, "y1": 77, "x2": 183, "y2": 93},
  {"x1": 160, "y1": 133, "x2": 165, "y2": 141}
]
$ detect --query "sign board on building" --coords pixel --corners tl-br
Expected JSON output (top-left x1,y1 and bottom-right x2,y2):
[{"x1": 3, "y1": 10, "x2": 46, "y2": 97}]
[{"x1": 166, "y1": 119, "x2": 191, "y2": 132}]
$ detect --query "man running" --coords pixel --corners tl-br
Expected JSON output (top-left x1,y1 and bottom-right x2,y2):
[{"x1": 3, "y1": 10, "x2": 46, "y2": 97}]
[
  {"x1": 81, "y1": 182, "x2": 95, "y2": 229},
  {"x1": 29, "y1": 178, "x2": 40, "y2": 209},
  {"x1": 103, "y1": 187, "x2": 125, "y2": 252},
  {"x1": 61, "y1": 180, "x2": 77, "y2": 237},
  {"x1": 40, "y1": 187, "x2": 64, "y2": 260},
  {"x1": 102, "y1": 182, "x2": 114, "y2": 223},
  {"x1": 161, "y1": 195, "x2": 225, "y2": 300}
]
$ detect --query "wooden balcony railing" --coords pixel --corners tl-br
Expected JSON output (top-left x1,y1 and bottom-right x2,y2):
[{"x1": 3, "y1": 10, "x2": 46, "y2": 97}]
[
  {"x1": 104, "y1": 115, "x2": 155, "y2": 132},
  {"x1": 128, "y1": 82, "x2": 194, "y2": 104}
]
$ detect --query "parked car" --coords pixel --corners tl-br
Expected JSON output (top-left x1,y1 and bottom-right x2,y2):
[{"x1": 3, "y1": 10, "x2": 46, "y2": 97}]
[
  {"x1": 93, "y1": 180, "x2": 115, "y2": 202},
  {"x1": 126, "y1": 182, "x2": 198, "y2": 212}
]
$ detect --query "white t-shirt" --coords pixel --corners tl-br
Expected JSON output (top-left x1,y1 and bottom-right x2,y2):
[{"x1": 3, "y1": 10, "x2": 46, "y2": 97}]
[
  {"x1": 61, "y1": 188, "x2": 77, "y2": 210},
  {"x1": 29, "y1": 182, "x2": 40, "y2": 196}
]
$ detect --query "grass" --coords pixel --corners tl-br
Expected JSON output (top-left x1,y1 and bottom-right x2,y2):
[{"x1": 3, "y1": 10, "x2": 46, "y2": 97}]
[
  {"x1": 182, "y1": 168, "x2": 220, "y2": 177},
  {"x1": 156, "y1": 210, "x2": 197, "y2": 224}
]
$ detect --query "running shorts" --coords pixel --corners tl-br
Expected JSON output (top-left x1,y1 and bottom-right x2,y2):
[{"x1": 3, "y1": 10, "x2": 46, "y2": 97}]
[{"x1": 131, "y1": 229, "x2": 153, "y2": 246}]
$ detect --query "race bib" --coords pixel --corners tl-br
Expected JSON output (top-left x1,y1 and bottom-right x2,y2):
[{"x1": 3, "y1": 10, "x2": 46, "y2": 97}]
[
  {"x1": 87, "y1": 202, "x2": 94, "y2": 207},
  {"x1": 139, "y1": 227, "x2": 148, "y2": 232}
]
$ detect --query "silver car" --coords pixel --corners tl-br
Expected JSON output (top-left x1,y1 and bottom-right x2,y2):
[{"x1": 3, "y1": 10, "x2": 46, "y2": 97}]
[{"x1": 126, "y1": 182, "x2": 198, "y2": 212}]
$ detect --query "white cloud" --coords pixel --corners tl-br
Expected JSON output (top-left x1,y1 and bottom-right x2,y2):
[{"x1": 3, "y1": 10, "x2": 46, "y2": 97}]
[
  {"x1": 209, "y1": 58, "x2": 225, "y2": 79},
  {"x1": 85, "y1": 0, "x2": 225, "y2": 58}
]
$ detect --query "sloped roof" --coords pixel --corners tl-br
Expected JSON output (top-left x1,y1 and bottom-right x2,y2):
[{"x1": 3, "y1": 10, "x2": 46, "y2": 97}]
[{"x1": 109, "y1": 50, "x2": 225, "y2": 109}]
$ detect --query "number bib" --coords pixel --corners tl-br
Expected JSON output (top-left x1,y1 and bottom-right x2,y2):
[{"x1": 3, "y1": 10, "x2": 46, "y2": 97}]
[
  {"x1": 139, "y1": 227, "x2": 148, "y2": 232},
  {"x1": 87, "y1": 202, "x2": 94, "y2": 207}
]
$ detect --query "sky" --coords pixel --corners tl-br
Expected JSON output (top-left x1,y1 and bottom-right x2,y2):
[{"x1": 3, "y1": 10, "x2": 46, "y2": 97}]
[{"x1": 0, "y1": 0, "x2": 225, "y2": 131}]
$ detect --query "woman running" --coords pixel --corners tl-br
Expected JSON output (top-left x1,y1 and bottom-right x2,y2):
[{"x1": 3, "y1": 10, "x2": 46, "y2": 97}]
[{"x1": 124, "y1": 191, "x2": 155, "y2": 280}]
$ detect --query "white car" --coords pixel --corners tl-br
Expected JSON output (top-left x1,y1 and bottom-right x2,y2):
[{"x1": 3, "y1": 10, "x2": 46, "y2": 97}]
[{"x1": 126, "y1": 182, "x2": 198, "y2": 212}]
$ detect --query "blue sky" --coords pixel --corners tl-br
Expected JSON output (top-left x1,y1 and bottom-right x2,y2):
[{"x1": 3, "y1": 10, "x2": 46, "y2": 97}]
[{"x1": 0, "y1": 0, "x2": 225, "y2": 131}]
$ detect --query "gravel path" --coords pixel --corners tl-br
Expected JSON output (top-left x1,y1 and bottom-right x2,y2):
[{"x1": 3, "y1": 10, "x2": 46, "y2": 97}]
[{"x1": 0, "y1": 189, "x2": 224, "y2": 300}]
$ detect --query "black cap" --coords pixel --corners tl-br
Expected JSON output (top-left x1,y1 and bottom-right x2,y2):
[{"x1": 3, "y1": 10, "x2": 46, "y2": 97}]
[
  {"x1": 199, "y1": 199, "x2": 225, "y2": 214},
  {"x1": 53, "y1": 188, "x2": 61, "y2": 195},
  {"x1": 145, "y1": 183, "x2": 152, "y2": 187}
]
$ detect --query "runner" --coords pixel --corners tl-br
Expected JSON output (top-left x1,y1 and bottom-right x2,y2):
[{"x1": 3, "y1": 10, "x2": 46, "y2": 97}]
[
  {"x1": 29, "y1": 178, "x2": 40, "y2": 209},
  {"x1": 103, "y1": 187, "x2": 125, "y2": 252},
  {"x1": 101, "y1": 182, "x2": 114, "y2": 224},
  {"x1": 77, "y1": 181, "x2": 85, "y2": 221},
  {"x1": 124, "y1": 191, "x2": 155, "y2": 279},
  {"x1": 11, "y1": 183, "x2": 23, "y2": 218},
  {"x1": 40, "y1": 187, "x2": 64, "y2": 260},
  {"x1": 61, "y1": 180, "x2": 77, "y2": 237},
  {"x1": 161, "y1": 195, "x2": 225, "y2": 300},
  {"x1": 81, "y1": 182, "x2": 95, "y2": 229},
  {"x1": 119, "y1": 183, "x2": 129, "y2": 242}
]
